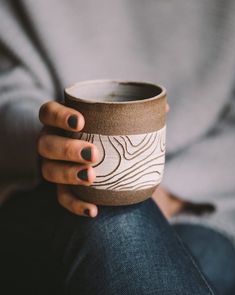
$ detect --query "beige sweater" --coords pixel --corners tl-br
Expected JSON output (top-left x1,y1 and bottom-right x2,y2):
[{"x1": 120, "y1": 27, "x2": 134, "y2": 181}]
[{"x1": 0, "y1": 0, "x2": 235, "y2": 244}]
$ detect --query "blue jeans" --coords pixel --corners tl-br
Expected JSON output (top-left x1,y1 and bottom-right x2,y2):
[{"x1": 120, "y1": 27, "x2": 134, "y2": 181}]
[
  {"x1": 0, "y1": 183, "x2": 234, "y2": 294},
  {"x1": 173, "y1": 224, "x2": 235, "y2": 295}
]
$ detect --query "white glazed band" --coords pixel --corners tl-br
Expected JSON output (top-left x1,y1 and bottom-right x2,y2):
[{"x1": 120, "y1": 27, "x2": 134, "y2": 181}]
[{"x1": 72, "y1": 126, "x2": 166, "y2": 191}]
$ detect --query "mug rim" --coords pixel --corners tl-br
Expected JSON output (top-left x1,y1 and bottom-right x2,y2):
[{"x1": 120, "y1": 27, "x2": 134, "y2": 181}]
[{"x1": 64, "y1": 79, "x2": 167, "y2": 105}]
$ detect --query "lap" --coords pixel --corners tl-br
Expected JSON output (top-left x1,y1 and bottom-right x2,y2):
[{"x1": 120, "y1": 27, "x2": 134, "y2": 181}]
[{"x1": 0, "y1": 183, "x2": 213, "y2": 295}]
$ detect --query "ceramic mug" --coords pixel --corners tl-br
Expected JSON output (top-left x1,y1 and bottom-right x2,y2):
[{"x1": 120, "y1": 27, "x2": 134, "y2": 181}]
[{"x1": 64, "y1": 79, "x2": 167, "y2": 206}]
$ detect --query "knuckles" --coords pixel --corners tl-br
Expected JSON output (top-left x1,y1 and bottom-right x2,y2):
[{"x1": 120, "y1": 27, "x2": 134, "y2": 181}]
[
  {"x1": 40, "y1": 159, "x2": 90, "y2": 185},
  {"x1": 63, "y1": 140, "x2": 76, "y2": 161},
  {"x1": 53, "y1": 108, "x2": 62, "y2": 126},
  {"x1": 41, "y1": 160, "x2": 53, "y2": 182},
  {"x1": 37, "y1": 134, "x2": 52, "y2": 158},
  {"x1": 39, "y1": 101, "x2": 52, "y2": 123},
  {"x1": 37, "y1": 135, "x2": 45, "y2": 157},
  {"x1": 39, "y1": 101, "x2": 86, "y2": 138},
  {"x1": 62, "y1": 167, "x2": 74, "y2": 184}
]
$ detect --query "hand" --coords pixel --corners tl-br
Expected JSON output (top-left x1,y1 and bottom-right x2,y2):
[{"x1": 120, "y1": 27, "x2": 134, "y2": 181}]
[
  {"x1": 152, "y1": 186, "x2": 215, "y2": 219},
  {"x1": 38, "y1": 101, "x2": 100, "y2": 217},
  {"x1": 152, "y1": 186, "x2": 185, "y2": 219}
]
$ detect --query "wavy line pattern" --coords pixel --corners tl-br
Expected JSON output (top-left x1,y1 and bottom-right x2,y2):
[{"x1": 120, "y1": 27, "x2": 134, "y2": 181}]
[{"x1": 75, "y1": 126, "x2": 166, "y2": 191}]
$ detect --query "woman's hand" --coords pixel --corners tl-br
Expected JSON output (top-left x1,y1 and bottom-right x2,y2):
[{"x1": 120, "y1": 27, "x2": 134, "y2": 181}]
[
  {"x1": 152, "y1": 186, "x2": 215, "y2": 219},
  {"x1": 38, "y1": 101, "x2": 100, "y2": 217},
  {"x1": 152, "y1": 186, "x2": 185, "y2": 219}
]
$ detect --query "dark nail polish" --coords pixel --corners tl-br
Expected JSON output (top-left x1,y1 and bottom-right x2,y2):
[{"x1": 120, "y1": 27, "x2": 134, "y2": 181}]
[
  {"x1": 84, "y1": 208, "x2": 90, "y2": 216},
  {"x1": 81, "y1": 147, "x2": 92, "y2": 161},
  {"x1": 68, "y1": 115, "x2": 78, "y2": 129},
  {"x1": 77, "y1": 169, "x2": 88, "y2": 181}
]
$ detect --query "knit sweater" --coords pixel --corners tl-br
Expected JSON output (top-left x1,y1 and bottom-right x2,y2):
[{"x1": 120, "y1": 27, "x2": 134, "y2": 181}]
[{"x1": 0, "y1": 0, "x2": 235, "y2": 244}]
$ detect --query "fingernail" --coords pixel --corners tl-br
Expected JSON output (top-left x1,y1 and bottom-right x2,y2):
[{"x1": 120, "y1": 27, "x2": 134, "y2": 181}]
[
  {"x1": 84, "y1": 208, "x2": 90, "y2": 216},
  {"x1": 68, "y1": 115, "x2": 78, "y2": 129},
  {"x1": 77, "y1": 169, "x2": 88, "y2": 181},
  {"x1": 81, "y1": 147, "x2": 92, "y2": 161}
]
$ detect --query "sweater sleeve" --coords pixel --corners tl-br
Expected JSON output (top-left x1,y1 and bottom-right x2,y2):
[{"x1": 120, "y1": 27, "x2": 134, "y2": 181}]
[
  {"x1": 0, "y1": 1, "x2": 55, "y2": 202},
  {"x1": 162, "y1": 100, "x2": 235, "y2": 204},
  {"x1": 0, "y1": 46, "x2": 50, "y2": 202}
]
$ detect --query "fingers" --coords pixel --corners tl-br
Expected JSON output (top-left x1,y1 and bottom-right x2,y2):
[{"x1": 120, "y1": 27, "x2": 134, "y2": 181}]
[
  {"x1": 41, "y1": 159, "x2": 96, "y2": 185},
  {"x1": 38, "y1": 134, "x2": 100, "y2": 163},
  {"x1": 57, "y1": 185, "x2": 98, "y2": 217},
  {"x1": 39, "y1": 101, "x2": 85, "y2": 131},
  {"x1": 39, "y1": 101, "x2": 170, "y2": 133},
  {"x1": 165, "y1": 103, "x2": 170, "y2": 113}
]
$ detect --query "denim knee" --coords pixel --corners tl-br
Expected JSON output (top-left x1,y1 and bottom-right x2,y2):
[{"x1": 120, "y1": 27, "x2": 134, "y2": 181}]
[
  {"x1": 62, "y1": 199, "x2": 170, "y2": 294},
  {"x1": 62, "y1": 198, "x2": 165, "y2": 267},
  {"x1": 60, "y1": 199, "x2": 213, "y2": 295}
]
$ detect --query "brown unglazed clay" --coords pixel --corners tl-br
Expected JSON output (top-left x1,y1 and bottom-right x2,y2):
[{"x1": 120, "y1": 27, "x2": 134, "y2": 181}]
[{"x1": 64, "y1": 79, "x2": 167, "y2": 206}]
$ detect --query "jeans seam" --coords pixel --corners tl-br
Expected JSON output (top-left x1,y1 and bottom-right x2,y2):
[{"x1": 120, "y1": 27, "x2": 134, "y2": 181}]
[{"x1": 173, "y1": 229, "x2": 215, "y2": 294}]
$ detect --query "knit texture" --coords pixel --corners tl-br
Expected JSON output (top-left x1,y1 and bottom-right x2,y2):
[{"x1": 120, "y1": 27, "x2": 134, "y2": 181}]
[{"x1": 0, "y1": 0, "x2": 235, "y2": 244}]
